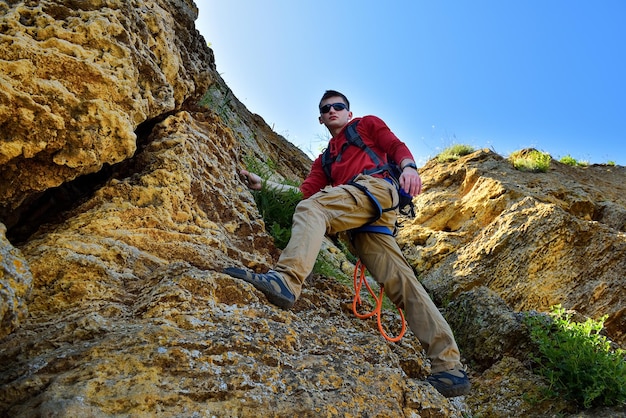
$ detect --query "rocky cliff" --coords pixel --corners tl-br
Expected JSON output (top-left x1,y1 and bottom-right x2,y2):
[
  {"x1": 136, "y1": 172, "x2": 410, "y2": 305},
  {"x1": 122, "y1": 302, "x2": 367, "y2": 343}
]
[{"x1": 1, "y1": 1, "x2": 625, "y2": 417}]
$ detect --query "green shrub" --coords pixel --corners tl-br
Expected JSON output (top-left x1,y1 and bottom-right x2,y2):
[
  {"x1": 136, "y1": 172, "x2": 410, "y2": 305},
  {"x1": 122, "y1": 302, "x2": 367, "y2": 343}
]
[
  {"x1": 560, "y1": 155, "x2": 578, "y2": 166},
  {"x1": 559, "y1": 154, "x2": 590, "y2": 167},
  {"x1": 244, "y1": 155, "x2": 278, "y2": 179},
  {"x1": 607, "y1": 161, "x2": 616, "y2": 166},
  {"x1": 436, "y1": 144, "x2": 475, "y2": 162},
  {"x1": 509, "y1": 149, "x2": 551, "y2": 172},
  {"x1": 244, "y1": 157, "x2": 302, "y2": 249},
  {"x1": 524, "y1": 305, "x2": 626, "y2": 409},
  {"x1": 253, "y1": 185, "x2": 302, "y2": 249}
]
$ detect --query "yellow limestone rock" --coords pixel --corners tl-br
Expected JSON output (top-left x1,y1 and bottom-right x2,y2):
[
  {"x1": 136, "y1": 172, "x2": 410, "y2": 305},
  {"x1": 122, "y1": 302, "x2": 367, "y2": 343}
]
[{"x1": 0, "y1": 0, "x2": 212, "y2": 211}]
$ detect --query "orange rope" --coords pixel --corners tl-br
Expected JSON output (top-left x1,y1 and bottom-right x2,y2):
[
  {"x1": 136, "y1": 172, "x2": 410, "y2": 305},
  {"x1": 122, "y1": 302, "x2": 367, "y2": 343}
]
[{"x1": 352, "y1": 260, "x2": 406, "y2": 342}]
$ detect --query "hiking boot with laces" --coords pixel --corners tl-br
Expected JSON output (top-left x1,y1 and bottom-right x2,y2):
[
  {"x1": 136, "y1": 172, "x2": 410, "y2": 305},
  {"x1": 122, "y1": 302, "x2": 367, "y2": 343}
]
[
  {"x1": 427, "y1": 368, "x2": 471, "y2": 398},
  {"x1": 222, "y1": 268, "x2": 296, "y2": 309}
]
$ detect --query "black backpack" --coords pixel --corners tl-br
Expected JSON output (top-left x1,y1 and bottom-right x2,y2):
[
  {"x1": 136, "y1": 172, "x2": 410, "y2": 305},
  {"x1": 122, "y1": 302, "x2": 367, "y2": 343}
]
[{"x1": 320, "y1": 121, "x2": 416, "y2": 218}]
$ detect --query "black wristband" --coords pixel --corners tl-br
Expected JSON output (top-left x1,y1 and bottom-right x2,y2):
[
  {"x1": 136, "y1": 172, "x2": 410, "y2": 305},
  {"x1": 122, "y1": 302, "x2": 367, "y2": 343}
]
[{"x1": 402, "y1": 162, "x2": 418, "y2": 170}]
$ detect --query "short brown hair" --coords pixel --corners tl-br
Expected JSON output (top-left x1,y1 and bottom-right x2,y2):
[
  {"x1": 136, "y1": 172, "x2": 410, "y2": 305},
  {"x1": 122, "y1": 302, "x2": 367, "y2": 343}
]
[{"x1": 319, "y1": 90, "x2": 350, "y2": 110}]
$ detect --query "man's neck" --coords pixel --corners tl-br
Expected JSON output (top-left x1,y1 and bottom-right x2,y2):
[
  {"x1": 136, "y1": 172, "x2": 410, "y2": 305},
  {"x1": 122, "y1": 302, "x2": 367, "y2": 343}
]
[{"x1": 330, "y1": 121, "x2": 351, "y2": 138}]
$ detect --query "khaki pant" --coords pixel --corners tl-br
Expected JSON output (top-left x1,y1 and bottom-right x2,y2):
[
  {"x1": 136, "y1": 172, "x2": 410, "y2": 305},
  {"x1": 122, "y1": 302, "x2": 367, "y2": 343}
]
[{"x1": 275, "y1": 174, "x2": 462, "y2": 373}]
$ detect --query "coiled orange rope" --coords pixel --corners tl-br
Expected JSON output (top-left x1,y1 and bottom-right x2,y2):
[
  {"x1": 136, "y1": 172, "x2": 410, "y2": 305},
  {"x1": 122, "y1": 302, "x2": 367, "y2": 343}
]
[{"x1": 352, "y1": 260, "x2": 406, "y2": 342}]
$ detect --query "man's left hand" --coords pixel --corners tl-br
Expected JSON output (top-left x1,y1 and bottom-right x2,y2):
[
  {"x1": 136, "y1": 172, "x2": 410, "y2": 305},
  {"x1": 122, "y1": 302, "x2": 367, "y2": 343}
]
[{"x1": 399, "y1": 167, "x2": 422, "y2": 196}]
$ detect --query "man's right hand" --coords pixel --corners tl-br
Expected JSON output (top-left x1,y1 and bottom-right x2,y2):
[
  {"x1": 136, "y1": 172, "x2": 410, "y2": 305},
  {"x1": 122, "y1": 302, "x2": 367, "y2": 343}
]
[
  {"x1": 240, "y1": 169, "x2": 262, "y2": 190},
  {"x1": 240, "y1": 169, "x2": 301, "y2": 195}
]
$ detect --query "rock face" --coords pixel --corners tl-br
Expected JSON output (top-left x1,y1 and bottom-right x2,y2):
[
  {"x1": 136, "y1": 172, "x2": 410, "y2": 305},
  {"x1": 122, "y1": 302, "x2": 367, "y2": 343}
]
[
  {"x1": 398, "y1": 151, "x2": 626, "y2": 347},
  {"x1": 0, "y1": 0, "x2": 212, "y2": 221},
  {"x1": 1, "y1": 2, "x2": 625, "y2": 417},
  {"x1": 0, "y1": 223, "x2": 32, "y2": 338}
]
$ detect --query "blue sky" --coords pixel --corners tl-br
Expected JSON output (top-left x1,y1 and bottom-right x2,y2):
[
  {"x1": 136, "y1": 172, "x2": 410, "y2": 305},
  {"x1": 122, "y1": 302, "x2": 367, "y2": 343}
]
[{"x1": 196, "y1": 1, "x2": 625, "y2": 167}]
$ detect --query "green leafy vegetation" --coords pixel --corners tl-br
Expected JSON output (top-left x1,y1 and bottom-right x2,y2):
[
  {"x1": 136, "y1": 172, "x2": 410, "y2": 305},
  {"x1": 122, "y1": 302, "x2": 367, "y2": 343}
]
[
  {"x1": 509, "y1": 149, "x2": 551, "y2": 172},
  {"x1": 244, "y1": 156, "x2": 302, "y2": 249},
  {"x1": 312, "y1": 250, "x2": 351, "y2": 283},
  {"x1": 524, "y1": 305, "x2": 626, "y2": 409},
  {"x1": 245, "y1": 155, "x2": 277, "y2": 176},
  {"x1": 559, "y1": 154, "x2": 578, "y2": 166},
  {"x1": 199, "y1": 84, "x2": 233, "y2": 121},
  {"x1": 436, "y1": 144, "x2": 476, "y2": 163},
  {"x1": 560, "y1": 155, "x2": 590, "y2": 167}
]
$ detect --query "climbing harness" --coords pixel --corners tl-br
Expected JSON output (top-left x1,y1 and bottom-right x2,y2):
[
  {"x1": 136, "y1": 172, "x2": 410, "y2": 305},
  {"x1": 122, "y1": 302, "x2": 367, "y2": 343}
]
[{"x1": 352, "y1": 260, "x2": 406, "y2": 342}]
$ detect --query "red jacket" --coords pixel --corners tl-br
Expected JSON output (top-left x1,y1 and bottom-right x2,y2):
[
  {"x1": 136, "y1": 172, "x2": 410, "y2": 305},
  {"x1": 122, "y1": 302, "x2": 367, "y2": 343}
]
[{"x1": 300, "y1": 115, "x2": 414, "y2": 198}]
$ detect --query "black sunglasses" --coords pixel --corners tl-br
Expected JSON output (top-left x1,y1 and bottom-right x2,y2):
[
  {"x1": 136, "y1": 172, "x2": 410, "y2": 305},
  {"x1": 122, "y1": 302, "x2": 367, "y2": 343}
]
[{"x1": 320, "y1": 103, "x2": 348, "y2": 114}]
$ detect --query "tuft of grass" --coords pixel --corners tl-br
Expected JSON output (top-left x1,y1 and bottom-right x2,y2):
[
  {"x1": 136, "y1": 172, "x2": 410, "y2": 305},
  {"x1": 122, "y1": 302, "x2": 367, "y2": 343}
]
[
  {"x1": 199, "y1": 85, "x2": 233, "y2": 121},
  {"x1": 559, "y1": 155, "x2": 590, "y2": 168},
  {"x1": 560, "y1": 155, "x2": 578, "y2": 166},
  {"x1": 509, "y1": 149, "x2": 551, "y2": 172},
  {"x1": 524, "y1": 305, "x2": 626, "y2": 409},
  {"x1": 436, "y1": 144, "x2": 475, "y2": 163},
  {"x1": 312, "y1": 251, "x2": 351, "y2": 283}
]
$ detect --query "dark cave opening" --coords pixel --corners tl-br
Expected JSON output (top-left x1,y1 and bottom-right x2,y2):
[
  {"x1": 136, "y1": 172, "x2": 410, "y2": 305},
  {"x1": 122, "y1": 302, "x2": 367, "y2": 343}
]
[{"x1": 2, "y1": 115, "x2": 167, "y2": 245}]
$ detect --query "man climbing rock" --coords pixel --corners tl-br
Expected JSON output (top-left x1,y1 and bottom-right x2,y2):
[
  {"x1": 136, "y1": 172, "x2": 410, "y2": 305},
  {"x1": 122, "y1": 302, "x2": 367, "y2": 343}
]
[{"x1": 224, "y1": 90, "x2": 471, "y2": 398}]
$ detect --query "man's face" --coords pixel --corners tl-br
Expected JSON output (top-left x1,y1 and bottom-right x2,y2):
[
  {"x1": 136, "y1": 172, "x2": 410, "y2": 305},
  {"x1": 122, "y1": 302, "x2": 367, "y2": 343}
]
[{"x1": 318, "y1": 96, "x2": 352, "y2": 132}]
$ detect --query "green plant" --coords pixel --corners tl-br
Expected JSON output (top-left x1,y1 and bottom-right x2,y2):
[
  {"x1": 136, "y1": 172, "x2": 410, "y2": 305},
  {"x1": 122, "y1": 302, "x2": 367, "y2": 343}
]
[
  {"x1": 312, "y1": 251, "x2": 351, "y2": 283},
  {"x1": 436, "y1": 144, "x2": 475, "y2": 163},
  {"x1": 509, "y1": 149, "x2": 551, "y2": 172},
  {"x1": 524, "y1": 305, "x2": 626, "y2": 409},
  {"x1": 243, "y1": 155, "x2": 278, "y2": 180},
  {"x1": 559, "y1": 154, "x2": 591, "y2": 168},
  {"x1": 560, "y1": 155, "x2": 578, "y2": 166},
  {"x1": 333, "y1": 237, "x2": 358, "y2": 265},
  {"x1": 199, "y1": 85, "x2": 233, "y2": 121},
  {"x1": 244, "y1": 156, "x2": 302, "y2": 249},
  {"x1": 253, "y1": 182, "x2": 302, "y2": 249},
  {"x1": 607, "y1": 161, "x2": 616, "y2": 166}
]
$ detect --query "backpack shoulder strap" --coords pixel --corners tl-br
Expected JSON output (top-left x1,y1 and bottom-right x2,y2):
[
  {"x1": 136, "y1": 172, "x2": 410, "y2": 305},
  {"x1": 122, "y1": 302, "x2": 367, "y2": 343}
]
[
  {"x1": 320, "y1": 120, "x2": 385, "y2": 183},
  {"x1": 344, "y1": 121, "x2": 383, "y2": 167},
  {"x1": 321, "y1": 147, "x2": 332, "y2": 182}
]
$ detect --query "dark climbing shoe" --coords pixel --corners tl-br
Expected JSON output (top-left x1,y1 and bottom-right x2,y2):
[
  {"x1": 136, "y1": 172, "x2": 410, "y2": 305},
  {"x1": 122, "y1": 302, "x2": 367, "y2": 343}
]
[
  {"x1": 222, "y1": 268, "x2": 296, "y2": 309},
  {"x1": 427, "y1": 369, "x2": 471, "y2": 398}
]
